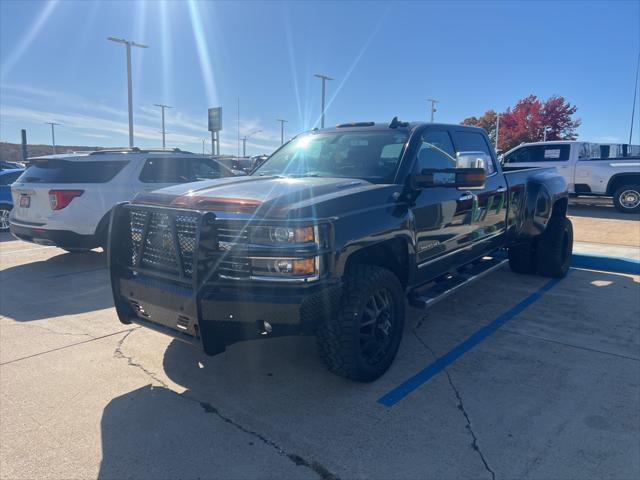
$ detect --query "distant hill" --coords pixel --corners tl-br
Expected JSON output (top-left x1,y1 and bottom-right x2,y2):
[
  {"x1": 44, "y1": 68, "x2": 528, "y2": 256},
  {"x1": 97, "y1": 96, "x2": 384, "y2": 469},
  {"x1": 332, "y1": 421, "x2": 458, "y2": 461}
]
[{"x1": 0, "y1": 142, "x2": 103, "y2": 162}]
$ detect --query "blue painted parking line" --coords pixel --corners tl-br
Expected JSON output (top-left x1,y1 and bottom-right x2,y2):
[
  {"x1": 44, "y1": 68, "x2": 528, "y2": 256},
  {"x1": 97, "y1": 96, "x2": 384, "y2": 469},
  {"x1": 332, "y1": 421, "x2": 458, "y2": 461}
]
[
  {"x1": 378, "y1": 277, "x2": 562, "y2": 407},
  {"x1": 571, "y1": 253, "x2": 639, "y2": 275}
]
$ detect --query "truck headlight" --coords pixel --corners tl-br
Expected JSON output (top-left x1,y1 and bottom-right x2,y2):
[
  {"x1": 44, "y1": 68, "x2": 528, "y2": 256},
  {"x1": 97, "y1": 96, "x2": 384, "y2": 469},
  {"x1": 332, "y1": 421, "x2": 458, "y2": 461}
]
[
  {"x1": 250, "y1": 226, "x2": 315, "y2": 244},
  {"x1": 250, "y1": 257, "x2": 317, "y2": 278}
]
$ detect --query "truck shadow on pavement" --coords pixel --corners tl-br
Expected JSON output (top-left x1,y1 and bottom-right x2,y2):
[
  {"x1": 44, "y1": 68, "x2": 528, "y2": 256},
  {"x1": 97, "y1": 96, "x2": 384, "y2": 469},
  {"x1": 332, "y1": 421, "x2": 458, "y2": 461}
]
[
  {"x1": 97, "y1": 268, "x2": 640, "y2": 480},
  {"x1": 0, "y1": 249, "x2": 113, "y2": 321}
]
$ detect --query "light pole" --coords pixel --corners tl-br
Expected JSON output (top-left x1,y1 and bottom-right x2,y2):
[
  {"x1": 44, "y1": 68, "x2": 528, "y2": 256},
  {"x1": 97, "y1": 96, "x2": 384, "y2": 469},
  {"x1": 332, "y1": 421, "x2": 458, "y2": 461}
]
[
  {"x1": 427, "y1": 99, "x2": 439, "y2": 122},
  {"x1": 495, "y1": 113, "x2": 500, "y2": 152},
  {"x1": 314, "y1": 73, "x2": 333, "y2": 128},
  {"x1": 276, "y1": 119, "x2": 288, "y2": 145},
  {"x1": 45, "y1": 122, "x2": 61, "y2": 154},
  {"x1": 153, "y1": 103, "x2": 172, "y2": 149},
  {"x1": 543, "y1": 125, "x2": 549, "y2": 142},
  {"x1": 108, "y1": 36, "x2": 148, "y2": 148},
  {"x1": 242, "y1": 130, "x2": 262, "y2": 157}
]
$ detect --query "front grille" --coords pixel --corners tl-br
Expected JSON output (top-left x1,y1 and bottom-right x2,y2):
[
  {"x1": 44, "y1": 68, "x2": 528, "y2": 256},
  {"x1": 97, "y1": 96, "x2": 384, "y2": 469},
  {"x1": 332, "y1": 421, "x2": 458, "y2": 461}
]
[
  {"x1": 129, "y1": 208, "x2": 199, "y2": 280},
  {"x1": 127, "y1": 208, "x2": 257, "y2": 282},
  {"x1": 216, "y1": 221, "x2": 251, "y2": 278}
]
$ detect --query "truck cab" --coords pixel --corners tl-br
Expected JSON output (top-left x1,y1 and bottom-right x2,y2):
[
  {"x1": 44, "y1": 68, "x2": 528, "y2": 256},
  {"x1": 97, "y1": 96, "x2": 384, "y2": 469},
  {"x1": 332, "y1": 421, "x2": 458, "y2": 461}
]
[{"x1": 502, "y1": 141, "x2": 640, "y2": 212}]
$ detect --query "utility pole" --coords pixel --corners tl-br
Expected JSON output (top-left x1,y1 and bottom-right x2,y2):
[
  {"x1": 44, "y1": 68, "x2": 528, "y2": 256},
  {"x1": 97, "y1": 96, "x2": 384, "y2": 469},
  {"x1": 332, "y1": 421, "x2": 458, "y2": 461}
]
[
  {"x1": 45, "y1": 122, "x2": 61, "y2": 154},
  {"x1": 276, "y1": 119, "x2": 288, "y2": 145},
  {"x1": 427, "y1": 99, "x2": 439, "y2": 122},
  {"x1": 242, "y1": 130, "x2": 262, "y2": 157},
  {"x1": 630, "y1": 50, "x2": 640, "y2": 144},
  {"x1": 237, "y1": 97, "x2": 240, "y2": 157},
  {"x1": 108, "y1": 36, "x2": 149, "y2": 148},
  {"x1": 543, "y1": 125, "x2": 549, "y2": 142},
  {"x1": 314, "y1": 74, "x2": 333, "y2": 128},
  {"x1": 495, "y1": 113, "x2": 500, "y2": 152},
  {"x1": 153, "y1": 103, "x2": 172, "y2": 149}
]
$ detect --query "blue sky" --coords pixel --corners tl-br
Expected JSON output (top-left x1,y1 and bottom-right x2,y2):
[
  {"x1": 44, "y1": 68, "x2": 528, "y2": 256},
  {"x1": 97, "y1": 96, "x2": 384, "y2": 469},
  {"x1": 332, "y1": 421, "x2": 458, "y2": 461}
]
[{"x1": 1, "y1": 0, "x2": 639, "y2": 155}]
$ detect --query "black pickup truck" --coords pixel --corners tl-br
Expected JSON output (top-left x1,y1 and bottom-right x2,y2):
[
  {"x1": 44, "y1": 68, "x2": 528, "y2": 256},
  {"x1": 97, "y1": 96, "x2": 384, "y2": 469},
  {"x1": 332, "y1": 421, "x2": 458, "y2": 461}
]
[{"x1": 109, "y1": 119, "x2": 572, "y2": 381}]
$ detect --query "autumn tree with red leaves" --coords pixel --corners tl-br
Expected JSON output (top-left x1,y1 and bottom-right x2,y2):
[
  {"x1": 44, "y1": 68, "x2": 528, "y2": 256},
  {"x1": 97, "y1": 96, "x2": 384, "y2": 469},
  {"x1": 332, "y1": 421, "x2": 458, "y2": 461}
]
[{"x1": 462, "y1": 95, "x2": 581, "y2": 153}]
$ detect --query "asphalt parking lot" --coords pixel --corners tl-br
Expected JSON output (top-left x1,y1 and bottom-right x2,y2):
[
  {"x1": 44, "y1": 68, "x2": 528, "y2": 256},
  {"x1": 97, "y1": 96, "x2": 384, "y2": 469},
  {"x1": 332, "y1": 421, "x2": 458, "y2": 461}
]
[{"x1": 1, "y1": 202, "x2": 639, "y2": 480}]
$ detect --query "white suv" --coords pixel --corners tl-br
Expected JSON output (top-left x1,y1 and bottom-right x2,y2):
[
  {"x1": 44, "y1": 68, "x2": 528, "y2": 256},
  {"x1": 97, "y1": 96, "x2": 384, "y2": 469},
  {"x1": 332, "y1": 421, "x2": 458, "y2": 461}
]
[{"x1": 10, "y1": 148, "x2": 239, "y2": 252}]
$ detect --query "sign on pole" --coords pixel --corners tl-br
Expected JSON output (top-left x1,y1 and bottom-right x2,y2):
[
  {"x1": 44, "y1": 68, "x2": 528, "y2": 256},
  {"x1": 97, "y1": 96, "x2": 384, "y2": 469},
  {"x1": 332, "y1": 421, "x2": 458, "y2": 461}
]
[{"x1": 208, "y1": 107, "x2": 222, "y2": 132}]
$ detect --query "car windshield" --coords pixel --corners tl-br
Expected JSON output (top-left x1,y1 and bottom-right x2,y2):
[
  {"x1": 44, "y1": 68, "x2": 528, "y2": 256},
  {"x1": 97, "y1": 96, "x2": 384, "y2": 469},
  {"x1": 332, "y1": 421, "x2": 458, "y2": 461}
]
[{"x1": 252, "y1": 130, "x2": 409, "y2": 183}]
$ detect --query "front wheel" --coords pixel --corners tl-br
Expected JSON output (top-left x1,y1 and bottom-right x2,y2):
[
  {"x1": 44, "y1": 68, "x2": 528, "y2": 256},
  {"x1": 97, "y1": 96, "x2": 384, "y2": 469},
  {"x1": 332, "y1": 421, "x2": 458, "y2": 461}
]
[
  {"x1": 536, "y1": 216, "x2": 573, "y2": 278},
  {"x1": 613, "y1": 185, "x2": 640, "y2": 214},
  {"x1": 0, "y1": 206, "x2": 11, "y2": 232},
  {"x1": 316, "y1": 265, "x2": 405, "y2": 382}
]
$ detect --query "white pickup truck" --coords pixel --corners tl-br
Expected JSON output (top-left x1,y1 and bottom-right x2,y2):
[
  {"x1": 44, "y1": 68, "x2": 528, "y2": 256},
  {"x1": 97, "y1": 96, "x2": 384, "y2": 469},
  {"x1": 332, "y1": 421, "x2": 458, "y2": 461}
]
[{"x1": 502, "y1": 141, "x2": 640, "y2": 213}]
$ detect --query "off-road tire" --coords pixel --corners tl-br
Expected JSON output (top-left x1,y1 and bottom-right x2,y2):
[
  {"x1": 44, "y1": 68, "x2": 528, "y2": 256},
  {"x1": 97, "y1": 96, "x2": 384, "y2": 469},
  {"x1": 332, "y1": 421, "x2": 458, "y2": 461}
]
[
  {"x1": 316, "y1": 265, "x2": 405, "y2": 382},
  {"x1": 536, "y1": 216, "x2": 573, "y2": 278},
  {"x1": 613, "y1": 185, "x2": 640, "y2": 214},
  {"x1": 508, "y1": 241, "x2": 537, "y2": 274}
]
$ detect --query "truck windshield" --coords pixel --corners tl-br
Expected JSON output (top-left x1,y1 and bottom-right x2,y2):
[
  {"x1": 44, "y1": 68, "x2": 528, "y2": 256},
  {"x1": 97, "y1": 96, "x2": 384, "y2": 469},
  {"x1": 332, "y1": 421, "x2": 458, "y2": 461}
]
[{"x1": 252, "y1": 131, "x2": 409, "y2": 183}]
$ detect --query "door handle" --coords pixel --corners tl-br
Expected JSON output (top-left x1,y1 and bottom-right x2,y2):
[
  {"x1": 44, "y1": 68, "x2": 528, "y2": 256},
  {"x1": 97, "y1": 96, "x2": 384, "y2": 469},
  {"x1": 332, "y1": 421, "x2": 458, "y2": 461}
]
[
  {"x1": 459, "y1": 192, "x2": 475, "y2": 201},
  {"x1": 496, "y1": 186, "x2": 507, "y2": 193}
]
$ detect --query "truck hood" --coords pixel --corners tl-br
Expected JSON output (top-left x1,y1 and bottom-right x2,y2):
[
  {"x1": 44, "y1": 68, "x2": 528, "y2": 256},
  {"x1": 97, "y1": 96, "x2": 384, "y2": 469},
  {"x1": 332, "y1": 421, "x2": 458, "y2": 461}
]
[{"x1": 133, "y1": 175, "x2": 390, "y2": 218}]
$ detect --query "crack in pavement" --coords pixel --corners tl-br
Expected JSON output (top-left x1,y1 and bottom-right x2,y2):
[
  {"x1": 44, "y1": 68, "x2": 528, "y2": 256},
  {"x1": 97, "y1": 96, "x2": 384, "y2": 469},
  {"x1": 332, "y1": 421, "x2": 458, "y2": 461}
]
[
  {"x1": 10, "y1": 322, "x2": 95, "y2": 339},
  {"x1": 413, "y1": 315, "x2": 496, "y2": 480},
  {"x1": 114, "y1": 330, "x2": 340, "y2": 480}
]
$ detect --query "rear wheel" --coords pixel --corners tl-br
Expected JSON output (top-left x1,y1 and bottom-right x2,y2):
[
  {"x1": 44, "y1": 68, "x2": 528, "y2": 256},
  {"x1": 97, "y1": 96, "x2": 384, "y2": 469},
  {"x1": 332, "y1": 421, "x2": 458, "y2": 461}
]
[
  {"x1": 613, "y1": 185, "x2": 640, "y2": 213},
  {"x1": 0, "y1": 206, "x2": 11, "y2": 232},
  {"x1": 536, "y1": 216, "x2": 573, "y2": 278},
  {"x1": 508, "y1": 241, "x2": 537, "y2": 274},
  {"x1": 316, "y1": 265, "x2": 405, "y2": 382}
]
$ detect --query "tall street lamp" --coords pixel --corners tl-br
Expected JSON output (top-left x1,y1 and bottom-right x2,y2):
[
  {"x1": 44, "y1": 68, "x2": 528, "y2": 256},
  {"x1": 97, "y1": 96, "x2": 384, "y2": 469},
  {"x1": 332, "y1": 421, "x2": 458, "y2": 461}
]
[
  {"x1": 242, "y1": 130, "x2": 262, "y2": 157},
  {"x1": 45, "y1": 122, "x2": 61, "y2": 154},
  {"x1": 276, "y1": 119, "x2": 288, "y2": 145},
  {"x1": 314, "y1": 73, "x2": 333, "y2": 128},
  {"x1": 154, "y1": 103, "x2": 172, "y2": 149},
  {"x1": 427, "y1": 98, "x2": 439, "y2": 122},
  {"x1": 108, "y1": 36, "x2": 148, "y2": 148}
]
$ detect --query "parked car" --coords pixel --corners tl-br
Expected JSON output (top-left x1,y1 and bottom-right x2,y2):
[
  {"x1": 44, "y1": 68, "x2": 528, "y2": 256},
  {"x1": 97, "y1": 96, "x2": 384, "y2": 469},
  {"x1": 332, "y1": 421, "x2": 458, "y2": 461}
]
[
  {"x1": 1, "y1": 160, "x2": 26, "y2": 170},
  {"x1": 502, "y1": 141, "x2": 640, "y2": 213},
  {"x1": 0, "y1": 168, "x2": 24, "y2": 232},
  {"x1": 108, "y1": 119, "x2": 571, "y2": 382},
  {"x1": 9, "y1": 149, "x2": 238, "y2": 252}
]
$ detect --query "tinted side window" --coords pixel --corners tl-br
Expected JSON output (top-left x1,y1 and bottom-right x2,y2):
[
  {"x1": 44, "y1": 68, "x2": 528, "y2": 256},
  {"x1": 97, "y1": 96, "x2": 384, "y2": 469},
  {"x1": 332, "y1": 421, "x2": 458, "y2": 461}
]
[
  {"x1": 139, "y1": 157, "x2": 191, "y2": 183},
  {"x1": 453, "y1": 131, "x2": 496, "y2": 174},
  {"x1": 505, "y1": 144, "x2": 571, "y2": 163},
  {"x1": 0, "y1": 171, "x2": 22, "y2": 185},
  {"x1": 454, "y1": 131, "x2": 491, "y2": 155},
  {"x1": 416, "y1": 130, "x2": 456, "y2": 171},
  {"x1": 19, "y1": 160, "x2": 128, "y2": 183},
  {"x1": 190, "y1": 158, "x2": 225, "y2": 181},
  {"x1": 416, "y1": 130, "x2": 456, "y2": 172}
]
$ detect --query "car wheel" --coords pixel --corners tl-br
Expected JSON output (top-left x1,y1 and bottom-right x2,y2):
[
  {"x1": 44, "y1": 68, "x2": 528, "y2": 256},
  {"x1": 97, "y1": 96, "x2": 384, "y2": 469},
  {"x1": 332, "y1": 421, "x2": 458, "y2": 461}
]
[
  {"x1": 508, "y1": 241, "x2": 537, "y2": 274},
  {"x1": 316, "y1": 265, "x2": 405, "y2": 382},
  {"x1": 536, "y1": 216, "x2": 573, "y2": 278},
  {"x1": 613, "y1": 185, "x2": 640, "y2": 214},
  {"x1": 0, "y1": 206, "x2": 11, "y2": 232}
]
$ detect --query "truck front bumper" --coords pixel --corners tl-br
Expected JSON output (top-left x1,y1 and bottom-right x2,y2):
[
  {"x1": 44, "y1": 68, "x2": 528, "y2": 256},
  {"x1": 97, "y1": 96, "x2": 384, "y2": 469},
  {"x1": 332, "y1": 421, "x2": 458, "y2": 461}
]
[{"x1": 113, "y1": 274, "x2": 342, "y2": 355}]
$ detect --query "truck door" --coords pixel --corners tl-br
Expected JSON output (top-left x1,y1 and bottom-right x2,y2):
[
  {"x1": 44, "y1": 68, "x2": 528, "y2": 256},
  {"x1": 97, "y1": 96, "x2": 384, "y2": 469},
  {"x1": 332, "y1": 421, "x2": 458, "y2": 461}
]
[
  {"x1": 452, "y1": 130, "x2": 507, "y2": 256},
  {"x1": 503, "y1": 143, "x2": 574, "y2": 191},
  {"x1": 410, "y1": 128, "x2": 475, "y2": 282}
]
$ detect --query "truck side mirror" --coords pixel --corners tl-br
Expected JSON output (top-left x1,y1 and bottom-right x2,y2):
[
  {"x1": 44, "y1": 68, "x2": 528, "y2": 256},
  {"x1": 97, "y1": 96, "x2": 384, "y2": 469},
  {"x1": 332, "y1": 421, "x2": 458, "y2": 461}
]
[{"x1": 411, "y1": 167, "x2": 486, "y2": 189}]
